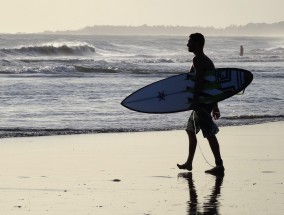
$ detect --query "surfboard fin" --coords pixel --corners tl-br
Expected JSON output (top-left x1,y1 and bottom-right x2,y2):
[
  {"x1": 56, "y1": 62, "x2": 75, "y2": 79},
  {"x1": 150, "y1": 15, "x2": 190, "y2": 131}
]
[{"x1": 237, "y1": 88, "x2": 246, "y2": 95}]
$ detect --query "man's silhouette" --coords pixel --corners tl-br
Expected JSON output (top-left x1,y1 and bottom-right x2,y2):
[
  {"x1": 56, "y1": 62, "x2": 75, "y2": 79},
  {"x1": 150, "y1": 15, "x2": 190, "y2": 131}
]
[{"x1": 177, "y1": 33, "x2": 224, "y2": 174}]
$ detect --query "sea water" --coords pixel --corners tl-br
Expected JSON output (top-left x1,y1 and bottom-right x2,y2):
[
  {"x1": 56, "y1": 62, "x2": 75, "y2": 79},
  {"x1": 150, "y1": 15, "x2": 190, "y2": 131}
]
[{"x1": 0, "y1": 34, "x2": 283, "y2": 137}]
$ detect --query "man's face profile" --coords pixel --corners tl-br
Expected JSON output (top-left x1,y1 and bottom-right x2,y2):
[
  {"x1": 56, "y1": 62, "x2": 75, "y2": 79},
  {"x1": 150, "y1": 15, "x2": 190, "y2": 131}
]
[{"x1": 187, "y1": 38, "x2": 195, "y2": 53}]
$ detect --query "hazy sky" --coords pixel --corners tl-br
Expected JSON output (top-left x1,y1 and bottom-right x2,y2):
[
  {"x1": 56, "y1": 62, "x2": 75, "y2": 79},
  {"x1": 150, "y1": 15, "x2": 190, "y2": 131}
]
[{"x1": 1, "y1": 0, "x2": 284, "y2": 33}]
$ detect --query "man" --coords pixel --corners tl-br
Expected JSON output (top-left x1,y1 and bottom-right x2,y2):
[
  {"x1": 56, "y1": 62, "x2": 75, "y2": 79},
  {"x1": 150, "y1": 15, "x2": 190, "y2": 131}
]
[
  {"x1": 177, "y1": 33, "x2": 224, "y2": 175},
  {"x1": 240, "y1": 45, "x2": 244, "y2": 56}
]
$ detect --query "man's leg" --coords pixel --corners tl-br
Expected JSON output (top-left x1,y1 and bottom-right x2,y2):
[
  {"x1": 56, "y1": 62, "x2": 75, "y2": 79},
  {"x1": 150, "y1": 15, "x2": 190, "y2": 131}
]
[
  {"x1": 205, "y1": 135, "x2": 224, "y2": 174},
  {"x1": 177, "y1": 130, "x2": 197, "y2": 171},
  {"x1": 207, "y1": 135, "x2": 223, "y2": 166}
]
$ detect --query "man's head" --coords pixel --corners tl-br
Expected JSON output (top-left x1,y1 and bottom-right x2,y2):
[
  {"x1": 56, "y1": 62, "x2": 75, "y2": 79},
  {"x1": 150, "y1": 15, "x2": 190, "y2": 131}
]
[{"x1": 187, "y1": 33, "x2": 205, "y2": 53}]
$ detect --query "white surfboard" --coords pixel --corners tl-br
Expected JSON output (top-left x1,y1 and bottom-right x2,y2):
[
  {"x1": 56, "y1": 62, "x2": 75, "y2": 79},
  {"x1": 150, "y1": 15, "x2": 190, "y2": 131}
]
[{"x1": 121, "y1": 68, "x2": 253, "y2": 113}]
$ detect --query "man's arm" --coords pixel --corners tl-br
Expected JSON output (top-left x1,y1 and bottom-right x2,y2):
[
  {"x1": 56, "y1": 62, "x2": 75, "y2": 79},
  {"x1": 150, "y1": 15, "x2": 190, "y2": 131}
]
[{"x1": 191, "y1": 57, "x2": 205, "y2": 110}]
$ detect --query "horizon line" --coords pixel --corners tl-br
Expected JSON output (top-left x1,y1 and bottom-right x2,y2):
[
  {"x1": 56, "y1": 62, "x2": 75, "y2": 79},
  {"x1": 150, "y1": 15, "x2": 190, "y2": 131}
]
[{"x1": 1, "y1": 20, "x2": 284, "y2": 35}]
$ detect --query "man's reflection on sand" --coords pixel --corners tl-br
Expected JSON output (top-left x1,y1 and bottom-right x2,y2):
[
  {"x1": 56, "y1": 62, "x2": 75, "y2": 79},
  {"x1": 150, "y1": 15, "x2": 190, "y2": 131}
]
[{"x1": 178, "y1": 172, "x2": 224, "y2": 215}]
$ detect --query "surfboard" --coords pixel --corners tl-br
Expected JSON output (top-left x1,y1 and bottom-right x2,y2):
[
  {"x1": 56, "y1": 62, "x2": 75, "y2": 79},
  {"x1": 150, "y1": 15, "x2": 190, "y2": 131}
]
[{"x1": 121, "y1": 68, "x2": 253, "y2": 114}]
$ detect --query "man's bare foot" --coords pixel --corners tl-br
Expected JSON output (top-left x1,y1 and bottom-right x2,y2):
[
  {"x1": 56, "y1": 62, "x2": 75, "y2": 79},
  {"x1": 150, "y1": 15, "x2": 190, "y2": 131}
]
[
  {"x1": 205, "y1": 165, "x2": 225, "y2": 176},
  {"x1": 177, "y1": 163, "x2": 192, "y2": 171}
]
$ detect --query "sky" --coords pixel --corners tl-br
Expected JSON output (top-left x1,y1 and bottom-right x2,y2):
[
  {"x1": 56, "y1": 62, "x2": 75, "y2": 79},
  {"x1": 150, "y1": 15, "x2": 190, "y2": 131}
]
[{"x1": 1, "y1": 0, "x2": 284, "y2": 33}]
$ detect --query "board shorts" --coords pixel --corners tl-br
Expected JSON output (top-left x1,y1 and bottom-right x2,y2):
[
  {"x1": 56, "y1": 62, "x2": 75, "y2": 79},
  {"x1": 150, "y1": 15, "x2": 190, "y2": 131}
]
[{"x1": 186, "y1": 104, "x2": 219, "y2": 138}]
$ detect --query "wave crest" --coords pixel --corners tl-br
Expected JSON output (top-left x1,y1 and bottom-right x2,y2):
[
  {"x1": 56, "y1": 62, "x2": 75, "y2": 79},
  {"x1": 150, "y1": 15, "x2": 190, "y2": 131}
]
[{"x1": 0, "y1": 43, "x2": 96, "y2": 56}]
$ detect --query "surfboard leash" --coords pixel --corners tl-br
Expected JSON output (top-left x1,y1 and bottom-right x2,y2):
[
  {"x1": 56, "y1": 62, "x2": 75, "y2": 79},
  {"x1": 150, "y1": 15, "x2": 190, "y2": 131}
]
[{"x1": 192, "y1": 111, "x2": 215, "y2": 168}]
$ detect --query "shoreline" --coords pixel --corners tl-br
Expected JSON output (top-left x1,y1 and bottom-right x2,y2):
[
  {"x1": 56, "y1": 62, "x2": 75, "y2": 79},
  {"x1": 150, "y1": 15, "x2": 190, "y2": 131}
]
[
  {"x1": 0, "y1": 120, "x2": 283, "y2": 139},
  {"x1": 0, "y1": 121, "x2": 283, "y2": 214}
]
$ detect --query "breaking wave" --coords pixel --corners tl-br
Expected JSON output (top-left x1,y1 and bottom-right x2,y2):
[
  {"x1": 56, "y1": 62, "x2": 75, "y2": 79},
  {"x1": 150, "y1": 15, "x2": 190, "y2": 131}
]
[
  {"x1": 0, "y1": 64, "x2": 185, "y2": 76},
  {"x1": 0, "y1": 43, "x2": 96, "y2": 56}
]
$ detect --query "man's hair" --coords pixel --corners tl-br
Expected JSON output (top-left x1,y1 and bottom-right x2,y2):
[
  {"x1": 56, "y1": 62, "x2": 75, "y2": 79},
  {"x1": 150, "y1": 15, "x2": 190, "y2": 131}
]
[{"x1": 189, "y1": 33, "x2": 205, "y2": 48}]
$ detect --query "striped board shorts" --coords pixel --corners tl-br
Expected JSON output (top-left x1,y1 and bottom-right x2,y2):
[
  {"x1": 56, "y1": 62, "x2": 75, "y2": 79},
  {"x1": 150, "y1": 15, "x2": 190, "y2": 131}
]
[{"x1": 186, "y1": 104, "x2": 219, "y2": 138}]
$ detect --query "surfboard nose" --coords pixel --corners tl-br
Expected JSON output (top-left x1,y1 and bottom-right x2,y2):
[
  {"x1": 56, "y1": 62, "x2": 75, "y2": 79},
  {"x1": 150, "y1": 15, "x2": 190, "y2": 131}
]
[{"x1": 244, "y1": 71, "x2": 253, "y2": 86}]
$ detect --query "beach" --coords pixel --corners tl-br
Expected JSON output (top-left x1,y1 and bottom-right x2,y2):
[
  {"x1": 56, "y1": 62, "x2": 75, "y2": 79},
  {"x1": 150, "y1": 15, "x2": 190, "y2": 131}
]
[
  {"x1": 0, "y1": 33, "x2": 282, "y2": 215},
  {"x1": 0, "y1": 121, "x2": 283, "y2": 214}
]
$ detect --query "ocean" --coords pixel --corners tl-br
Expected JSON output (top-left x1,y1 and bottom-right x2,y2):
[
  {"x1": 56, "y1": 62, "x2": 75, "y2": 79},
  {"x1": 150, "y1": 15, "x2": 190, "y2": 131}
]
[{"x1": 0, "y1": 34, "x2": 283, "y2": 138}]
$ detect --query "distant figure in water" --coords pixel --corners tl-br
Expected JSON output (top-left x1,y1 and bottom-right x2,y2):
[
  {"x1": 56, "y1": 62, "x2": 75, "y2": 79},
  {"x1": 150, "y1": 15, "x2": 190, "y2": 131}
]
[
  {"x1": 177, "y1": 33, "x2": 224, "y2": 175},
  {"x1": 240, "y1": 45, "x2": 244, "y2": 56}
]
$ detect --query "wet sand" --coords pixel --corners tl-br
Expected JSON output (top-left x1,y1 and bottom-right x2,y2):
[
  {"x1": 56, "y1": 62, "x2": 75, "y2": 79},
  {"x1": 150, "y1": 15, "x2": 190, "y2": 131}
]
[{"x1": 0, "y1": 122, "x2": 283, "y2": 214}]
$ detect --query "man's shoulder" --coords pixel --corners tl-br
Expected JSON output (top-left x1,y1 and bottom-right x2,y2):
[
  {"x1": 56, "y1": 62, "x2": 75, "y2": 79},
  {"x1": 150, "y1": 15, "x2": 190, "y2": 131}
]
[
  {"x1": 193, "y1": 54, "x2": 212, "y2": 62},
  {"x1": 192, "y1": 56, "x2": 203, "y2": 67},
  {"x1": 194, "y1": 55, "x2": 214, "y2": 70}
]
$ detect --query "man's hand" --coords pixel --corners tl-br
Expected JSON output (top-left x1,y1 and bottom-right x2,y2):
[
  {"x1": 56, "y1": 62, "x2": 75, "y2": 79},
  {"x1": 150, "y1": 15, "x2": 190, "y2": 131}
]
[{"x1": 212, "y1": 103, "x2": 220, "y2": 120}]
